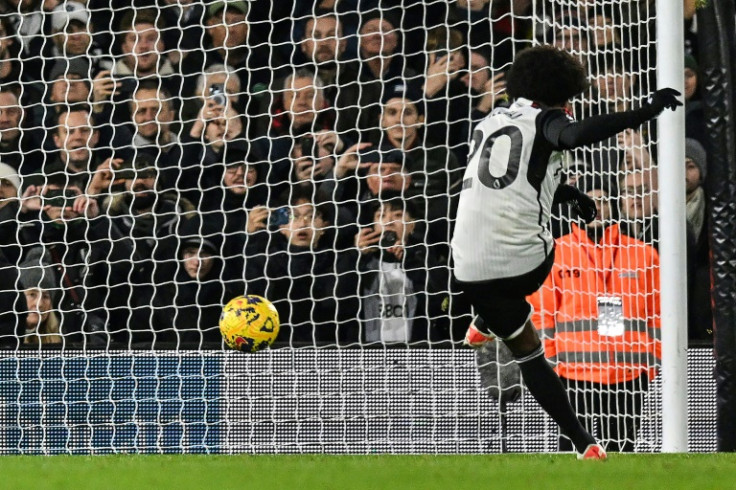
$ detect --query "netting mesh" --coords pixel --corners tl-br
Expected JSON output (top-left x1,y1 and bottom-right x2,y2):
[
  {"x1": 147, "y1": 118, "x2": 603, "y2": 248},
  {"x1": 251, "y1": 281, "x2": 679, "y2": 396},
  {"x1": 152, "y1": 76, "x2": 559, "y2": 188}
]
[{"x1": 0, "y1": 0, "x2": 712, "y2": 453}]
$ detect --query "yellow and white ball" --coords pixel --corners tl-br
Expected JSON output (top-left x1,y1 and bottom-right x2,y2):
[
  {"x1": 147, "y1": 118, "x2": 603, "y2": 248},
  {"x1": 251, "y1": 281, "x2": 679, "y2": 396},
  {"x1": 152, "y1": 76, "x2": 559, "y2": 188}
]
[{"x1": 219, "y1": 295, "x2": 280, "y2": 352}]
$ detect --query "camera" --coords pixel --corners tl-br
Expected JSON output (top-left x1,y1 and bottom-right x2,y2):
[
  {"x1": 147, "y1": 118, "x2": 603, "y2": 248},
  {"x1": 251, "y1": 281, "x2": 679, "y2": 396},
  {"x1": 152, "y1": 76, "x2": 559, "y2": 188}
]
[
  {"x1": 268, "y1": 207, "x2": 290, "y2": 228},
  {"x1": 209, "y1": 83, "x2": 227, "y2": 107},
  {"x1": 112, "y1": 77, "x2": 137, "y2": 102},
  {"x1": 43, "y1": 189, "x2": 79, "y2": 208},
  {"x1": 299, "y1": 136, "x2": 320, "y2": 160},
  {"x1": 380, "y1": 230, "x2": 398, "y2": 248}
]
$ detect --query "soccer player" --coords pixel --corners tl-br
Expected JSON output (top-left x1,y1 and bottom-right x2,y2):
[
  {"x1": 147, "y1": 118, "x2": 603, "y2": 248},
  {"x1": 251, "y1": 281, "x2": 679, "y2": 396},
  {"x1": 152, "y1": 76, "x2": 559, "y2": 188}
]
[{"x1": 451, "y1": 45, "x2": 681, "y2": 460}]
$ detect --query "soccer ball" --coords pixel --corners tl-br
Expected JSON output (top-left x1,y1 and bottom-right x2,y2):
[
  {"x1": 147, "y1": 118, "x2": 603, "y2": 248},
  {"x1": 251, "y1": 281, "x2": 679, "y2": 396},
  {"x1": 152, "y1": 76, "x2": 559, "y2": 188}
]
[{"x1": 219, "y1": 295, "x2": 280, "y2": 352}]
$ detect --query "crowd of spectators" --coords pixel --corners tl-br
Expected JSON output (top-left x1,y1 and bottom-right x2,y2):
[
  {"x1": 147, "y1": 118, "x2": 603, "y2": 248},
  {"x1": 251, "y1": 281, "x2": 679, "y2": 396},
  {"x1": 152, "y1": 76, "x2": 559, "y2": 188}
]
[{"x1": 0, "y1": 0, "x2": 712, "y2": 349}]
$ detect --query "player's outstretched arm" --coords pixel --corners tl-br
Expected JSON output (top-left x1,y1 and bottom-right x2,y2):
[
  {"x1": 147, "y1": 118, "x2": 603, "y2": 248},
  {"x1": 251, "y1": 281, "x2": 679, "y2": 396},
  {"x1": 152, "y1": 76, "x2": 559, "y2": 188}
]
[{"x1": 545, "y1": 88, "x2": 683, "y2": 150}]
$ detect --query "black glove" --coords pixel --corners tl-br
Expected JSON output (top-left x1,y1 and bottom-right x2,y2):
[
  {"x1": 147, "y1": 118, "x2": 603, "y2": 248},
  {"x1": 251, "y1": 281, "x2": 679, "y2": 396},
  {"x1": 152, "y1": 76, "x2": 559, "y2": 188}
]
[
  {"x1": 643, "y1": 88, "x2": 683, "y2": 117},
  {"x1": 553, "y1": 184, "x2": 598, "y2": 224}
]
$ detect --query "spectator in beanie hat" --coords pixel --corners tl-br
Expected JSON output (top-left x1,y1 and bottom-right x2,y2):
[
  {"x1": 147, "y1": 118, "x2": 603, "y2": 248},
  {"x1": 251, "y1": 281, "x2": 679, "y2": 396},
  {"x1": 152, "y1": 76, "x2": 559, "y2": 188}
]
[
  {"x1": 18, "y1": 248, "x2": 62, "y2": 346},
  {"x1": 684, "y1": 137, "x2": 712, "y2": 342}
]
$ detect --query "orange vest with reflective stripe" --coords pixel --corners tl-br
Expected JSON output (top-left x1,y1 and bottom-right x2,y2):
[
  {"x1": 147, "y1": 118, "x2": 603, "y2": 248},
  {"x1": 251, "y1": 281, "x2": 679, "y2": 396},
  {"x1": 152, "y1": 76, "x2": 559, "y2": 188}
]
[{"x1": 528, "y1": 223, "x2": 661, "y2": 384}]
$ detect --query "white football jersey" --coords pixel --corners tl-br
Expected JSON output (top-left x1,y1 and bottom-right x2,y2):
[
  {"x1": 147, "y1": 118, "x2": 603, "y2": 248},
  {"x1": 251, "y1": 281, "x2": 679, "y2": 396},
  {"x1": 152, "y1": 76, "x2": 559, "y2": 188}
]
[{"x1": 452, "y1": 98, "x2": 567, "y2": 282}]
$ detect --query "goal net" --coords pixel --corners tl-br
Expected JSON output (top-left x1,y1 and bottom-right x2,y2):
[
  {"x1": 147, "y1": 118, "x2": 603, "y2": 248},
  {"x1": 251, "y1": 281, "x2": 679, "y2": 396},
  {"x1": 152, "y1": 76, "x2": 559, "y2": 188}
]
[{"x1": 0, "y1": 0, "x2": 713, "y2": 453}]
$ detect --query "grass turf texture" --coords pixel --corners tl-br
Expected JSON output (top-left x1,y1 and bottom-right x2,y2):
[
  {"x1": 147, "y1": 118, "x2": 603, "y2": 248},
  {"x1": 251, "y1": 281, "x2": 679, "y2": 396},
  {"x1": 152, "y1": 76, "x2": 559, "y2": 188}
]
[{"x1": 2, "y1": 454, "x2": 734, "y2": 489}]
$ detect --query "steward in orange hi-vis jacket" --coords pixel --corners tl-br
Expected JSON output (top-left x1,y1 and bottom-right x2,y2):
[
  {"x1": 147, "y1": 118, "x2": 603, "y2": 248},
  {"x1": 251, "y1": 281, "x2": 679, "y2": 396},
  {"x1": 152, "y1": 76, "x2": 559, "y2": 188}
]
[
  {"x1": 529, "y1": 221, "x2": 661, "y2": 386},
  {"x1": 528, "y1": 177, "x2": 661, "y2": 453}
]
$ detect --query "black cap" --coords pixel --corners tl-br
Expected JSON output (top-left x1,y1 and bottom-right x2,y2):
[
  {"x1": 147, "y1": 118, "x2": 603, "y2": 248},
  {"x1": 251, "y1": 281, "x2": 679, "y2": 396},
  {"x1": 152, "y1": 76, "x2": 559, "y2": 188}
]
[{"x1": 381, "y1": 81, "x2": 424, "y2": 116}]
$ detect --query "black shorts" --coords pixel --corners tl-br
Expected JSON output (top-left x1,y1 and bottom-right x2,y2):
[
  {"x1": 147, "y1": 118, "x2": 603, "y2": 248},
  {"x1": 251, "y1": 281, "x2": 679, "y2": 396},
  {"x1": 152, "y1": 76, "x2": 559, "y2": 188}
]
[{"x1": 454, "y1": 249, "x2": 555, "y2": 339}]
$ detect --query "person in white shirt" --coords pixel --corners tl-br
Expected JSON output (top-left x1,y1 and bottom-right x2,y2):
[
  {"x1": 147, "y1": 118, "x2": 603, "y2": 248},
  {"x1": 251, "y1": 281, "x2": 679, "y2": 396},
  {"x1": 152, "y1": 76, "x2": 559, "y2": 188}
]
[{"x1": 451, "y1": 45, "x2": 681, "y2": 460}]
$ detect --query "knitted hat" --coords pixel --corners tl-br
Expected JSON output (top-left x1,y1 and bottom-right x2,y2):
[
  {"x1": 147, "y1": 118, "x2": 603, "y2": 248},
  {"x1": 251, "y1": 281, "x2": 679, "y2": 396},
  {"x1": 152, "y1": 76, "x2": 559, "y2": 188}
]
[
  {"x1": 49, "y1": 57, "x2": 91, "y2": 81},
  {"x1": 51, "y1": 1, "x2": 89, "y2": 32},
  {"x1": 381, "y1": 81, "x2": 424, "y2": 116},
  {"x1": 0, "y1": 162, "x2": 21, "y2": 198},
  {"x1": 685, "y1": 138, "x2": 707, "y2": 180},
  {"x1": 18, "y1": 248, "x2": 59, "y2": 305},
  {"x1": 684, "y1": 54, "x2": 699, "y2": 73}
]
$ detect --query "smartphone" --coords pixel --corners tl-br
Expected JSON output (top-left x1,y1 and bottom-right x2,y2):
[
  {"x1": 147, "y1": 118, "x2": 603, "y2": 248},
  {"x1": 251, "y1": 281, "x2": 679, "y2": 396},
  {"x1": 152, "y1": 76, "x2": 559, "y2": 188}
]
[
  {"x1": 209, "y1": 83, "x2": 227, "y2": 107},
  {"x1": 380, "y1": 230, "x2": 398, "y2": 248},
  {"x1": 268, "y1": 207, "x2": 290, "y2": 228},
  {"x1": 300, "y1": 136, "x2": 319, "y2": 159}
]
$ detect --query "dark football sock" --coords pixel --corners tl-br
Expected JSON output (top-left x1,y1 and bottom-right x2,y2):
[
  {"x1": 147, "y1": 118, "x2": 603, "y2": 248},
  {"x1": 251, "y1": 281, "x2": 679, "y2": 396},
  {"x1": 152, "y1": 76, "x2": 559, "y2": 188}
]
[{"x1": 515, "y1": 344, "x2": 596, "y2": 453}]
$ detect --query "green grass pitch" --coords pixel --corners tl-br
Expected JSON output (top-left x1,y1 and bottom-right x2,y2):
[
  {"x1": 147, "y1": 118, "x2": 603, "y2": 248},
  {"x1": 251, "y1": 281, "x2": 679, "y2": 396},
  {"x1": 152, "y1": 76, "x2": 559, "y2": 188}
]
[{"x1": 2, "y1": 454, "x2": 735, "y2": 490}]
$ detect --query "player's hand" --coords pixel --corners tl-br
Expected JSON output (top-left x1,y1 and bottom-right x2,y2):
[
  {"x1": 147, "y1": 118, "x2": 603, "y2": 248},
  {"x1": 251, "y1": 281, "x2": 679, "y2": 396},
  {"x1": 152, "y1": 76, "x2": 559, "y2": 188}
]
[
  {"x1": 572, "y1": 192, "x2": 598, "y2": 224},
  {"x1": 554, "y1": 184, "x2": 597, "y2": 224},
  {"x1": 645, "y1": 88, "x2": 683, "y2": 116}
]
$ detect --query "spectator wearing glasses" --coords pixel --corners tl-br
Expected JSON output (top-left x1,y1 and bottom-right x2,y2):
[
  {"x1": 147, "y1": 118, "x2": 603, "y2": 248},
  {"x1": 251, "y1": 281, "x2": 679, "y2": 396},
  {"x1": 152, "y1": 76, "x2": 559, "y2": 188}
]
[{"x1": 243, "y1": 187, "x2": 351, "y2": 345}]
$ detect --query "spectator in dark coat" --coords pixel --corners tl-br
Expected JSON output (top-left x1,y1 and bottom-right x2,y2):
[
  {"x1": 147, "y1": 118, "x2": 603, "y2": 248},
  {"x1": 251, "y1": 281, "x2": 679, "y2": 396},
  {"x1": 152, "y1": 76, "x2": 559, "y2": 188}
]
[
  {"x1": 178, "y1": 0, "x2": 285, "y2": 100},
  {"x1": 152, "y1": 216, "x2": 227, "y2": 348},
  {"x1": 0, "y1": 88, "x2": 45, "y2": 176},
  {"x1": 334, "y1": 9, "x2": 418, "y2": 145},
  {"x1": 0, "y1": 161, "x2": 36, "y2": 266},
  {"x1": 683, "y1": 54, "x2": 706, "y2": 148},
  {"x1": 31, "y1": 105, "x2": 102, "y2": 191},
  {"x1": 18, "y1": 248, "x2": 62, "y2": 347},
  {"x1": 44, "y1": 1, "x2": 112, "y2": 81},
  {"x1": 684, "y1": 138, "x2": 712, "y2": 343},
  {"x1": 199, "y1": 143, "x2": 268, "y2": 262},
  {"x1": 0, "y1": 247, "x2": 24, "y2": 348},
  {"x1": 252, "y1": 68, "x2": 336, "y2": 203},
  {"x1": 20, "y1": 174, "x2": 136, "y2": 347},
  {"x1": 244, "y1": 187, "x2": 353, "y2": 345},
  {"x1": 101, "y1": 8, "x2": 182, "y2": 124},
  {"x1": 94, "y1": 153, "x2": 186, "y2": 344},
  {"x1": 297, "y1": 9, "x2": 356, "y2": 109}
]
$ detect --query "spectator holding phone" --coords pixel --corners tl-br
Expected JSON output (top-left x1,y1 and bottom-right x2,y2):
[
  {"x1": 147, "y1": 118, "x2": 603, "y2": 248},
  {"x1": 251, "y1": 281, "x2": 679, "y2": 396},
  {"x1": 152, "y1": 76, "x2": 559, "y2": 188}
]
[
  {"x1": 421, "y1": 26, "x2": 469, "y2": 158},
  {"x1": 182, "y1": 96, "x2": 246, "y2": 206},
  {"x1": 181, "y1": 64, "x2": 242, "y2": 129},
  {"x1": 242, "y1": 186, "x2": 351, "y2": 345},
  {"x1": 340, "y1": 197, "x2": 450, "y2": 344},
  {"x1": 252, "y1": 69, "x2": 336, "y2": 204}
]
